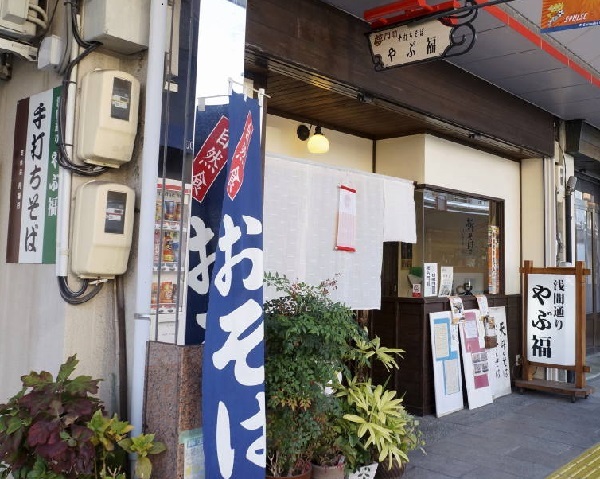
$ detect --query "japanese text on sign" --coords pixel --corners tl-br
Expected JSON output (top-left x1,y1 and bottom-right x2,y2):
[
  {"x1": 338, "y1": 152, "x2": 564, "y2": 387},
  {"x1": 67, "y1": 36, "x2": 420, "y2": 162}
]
[
  {"x1": 368, "y1": 19, "x2": 452, "y2": 69},
  {"x1": 526, "y1": 274, "x2": 575, "y2": 365}
]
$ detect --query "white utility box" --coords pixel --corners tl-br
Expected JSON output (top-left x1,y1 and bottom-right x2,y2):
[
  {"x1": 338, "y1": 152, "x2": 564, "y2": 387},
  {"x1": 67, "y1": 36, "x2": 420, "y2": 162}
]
[
  {"x1": 0, "y1": 0, "x2": 39, "y2": 39},
  {"x1": 77, "y1": 70, "x2": 140, "y2": 168},
  {"x1": 82, "y1": 0, "x2": 150, "y2": 54},
  {"x1": 71, "y1": 181, "x2": 135, "y2": 279}
]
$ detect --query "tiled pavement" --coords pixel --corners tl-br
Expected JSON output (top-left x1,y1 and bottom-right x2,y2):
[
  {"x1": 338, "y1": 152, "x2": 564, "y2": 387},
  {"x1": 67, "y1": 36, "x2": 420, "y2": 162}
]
[{"x1": 403, "y1": 355, "x2": 600, "y2": 479}]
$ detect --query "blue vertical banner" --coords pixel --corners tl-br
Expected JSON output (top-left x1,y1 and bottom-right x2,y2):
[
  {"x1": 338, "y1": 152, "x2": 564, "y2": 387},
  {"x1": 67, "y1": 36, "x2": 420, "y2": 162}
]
[
  {"x1": 202, "y1": 92, "x2": 265, "y2": 478},
  {"x1": 186, "y1": 105, "x2": 229, "y2": 345}
]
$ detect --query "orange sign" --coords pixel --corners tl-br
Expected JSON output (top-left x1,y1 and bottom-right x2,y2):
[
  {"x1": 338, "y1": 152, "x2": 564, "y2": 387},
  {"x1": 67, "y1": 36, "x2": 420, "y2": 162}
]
[{"x1": 541, "y1": 0, "x2": 600, "y2": 32}]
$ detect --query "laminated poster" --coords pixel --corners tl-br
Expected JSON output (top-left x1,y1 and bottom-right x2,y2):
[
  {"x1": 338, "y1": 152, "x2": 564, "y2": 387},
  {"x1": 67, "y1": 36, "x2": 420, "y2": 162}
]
[
  {"x1": 430, "y1": 311, "x2": 464, "y2": 417},
  {"x1": 459, "y1": 310, "x2": 493, "y2": 410}
]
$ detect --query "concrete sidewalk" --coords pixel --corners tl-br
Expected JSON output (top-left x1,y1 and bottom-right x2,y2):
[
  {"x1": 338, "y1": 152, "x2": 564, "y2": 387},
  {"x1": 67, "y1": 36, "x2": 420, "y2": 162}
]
[{"x1": 403, "y1": 360, "x2": 600, "y2": 479}]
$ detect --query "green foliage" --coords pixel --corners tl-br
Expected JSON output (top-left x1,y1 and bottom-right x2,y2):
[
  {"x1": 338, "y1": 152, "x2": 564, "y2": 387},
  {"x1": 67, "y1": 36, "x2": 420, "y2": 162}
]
[
  {"x1": 0, "y1": 356, "x2": 165, "y2": 479},
  {"x1": 264, "y1": 272, "x2": 365, "y2": 477},
  {"x1": 336, "y1": 377, "x2": 424, "y2": 472},
  {"x1": 118, "y1": 434, "x2": 166, "y2": 479},
  {"x1": 264, "y1": 272, "x2": 423, "y2": 476}
]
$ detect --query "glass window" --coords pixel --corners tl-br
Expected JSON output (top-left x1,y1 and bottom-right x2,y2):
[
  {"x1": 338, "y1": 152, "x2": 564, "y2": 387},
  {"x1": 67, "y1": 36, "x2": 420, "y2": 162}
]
[{"x1": 396, "y1": 187, "x2": 503, "y2": 297}]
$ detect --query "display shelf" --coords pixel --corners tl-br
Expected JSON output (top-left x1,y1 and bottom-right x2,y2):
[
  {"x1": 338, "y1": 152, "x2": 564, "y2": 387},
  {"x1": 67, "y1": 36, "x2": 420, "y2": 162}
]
[
  {"x1": 152, "y1": 179, "x2": 190, "y2": 325},
  {"x1": 155, "y1": 220, "x2": 187, "y2": 232},
  {"x1": 153, "y1": 263, "x2": 184, "y2": 272}
]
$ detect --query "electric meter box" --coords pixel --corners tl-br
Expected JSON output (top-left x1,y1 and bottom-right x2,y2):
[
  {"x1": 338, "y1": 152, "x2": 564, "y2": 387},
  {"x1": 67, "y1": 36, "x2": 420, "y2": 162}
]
[
  {"x1": 77, "y1": 70, "x2": 140, "y2": 168},
  {"x1": 71, "y1": 181, "x2": 135, "y2": 279}
]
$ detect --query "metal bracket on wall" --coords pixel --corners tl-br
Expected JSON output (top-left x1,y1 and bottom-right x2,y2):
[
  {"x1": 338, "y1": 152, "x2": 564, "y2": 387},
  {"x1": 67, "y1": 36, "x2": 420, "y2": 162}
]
[
  {"x1": 0, "y1": 52, "x2": 12, "y2": 80},
  {"x1": 0, "y1": 36, "x2": 37, "y2": 62}
]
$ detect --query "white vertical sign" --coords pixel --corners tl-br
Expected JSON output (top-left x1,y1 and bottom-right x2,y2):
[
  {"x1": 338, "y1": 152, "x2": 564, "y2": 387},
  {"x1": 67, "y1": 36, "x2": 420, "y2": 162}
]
[
  {"x1": 527, "y1": 274, "x2": 576, "y2": 365},
  {"x1": 488, "y1": 306, "x2": 512, "y2": 399},
  {"x1": 19, "y1": 89, "x2": 53, "y2": 263},
  {"x1": 423, "y1": 262, "x2": 438, "y2": 297}
]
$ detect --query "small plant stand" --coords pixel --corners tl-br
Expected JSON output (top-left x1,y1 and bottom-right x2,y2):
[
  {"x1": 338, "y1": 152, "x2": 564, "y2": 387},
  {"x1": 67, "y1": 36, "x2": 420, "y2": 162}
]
[{"x1": 515, "y1": 260, "x2": 594, "y2": 402}]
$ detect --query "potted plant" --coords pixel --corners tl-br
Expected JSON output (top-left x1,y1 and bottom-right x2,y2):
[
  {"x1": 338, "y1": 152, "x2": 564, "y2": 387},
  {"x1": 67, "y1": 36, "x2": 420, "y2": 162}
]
[
  {"x1": 0, "y1": 355, "x2": 165, "y2": 479},
  {"x1": 264, "y1": 272, "x2": 364, "y2": 478},
  {"x1": 331, "y1": 333, "x2": 423, "y2": 479}
]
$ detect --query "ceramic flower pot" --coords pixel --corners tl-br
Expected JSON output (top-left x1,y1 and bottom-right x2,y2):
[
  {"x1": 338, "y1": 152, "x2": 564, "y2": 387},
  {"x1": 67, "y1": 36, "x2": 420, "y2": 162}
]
[
  {"x1": 346, "y1": 462, "x2": 378, "y2": 479},
  {"x1": 266, "y1": 463, "x2": 312, "y2": 479},
  {"x1": 313, "y1": 462, "x2": 346, "y2": 479},
  {"x1": 374, "y1": 460, "x2": 405, "y2": 479}
]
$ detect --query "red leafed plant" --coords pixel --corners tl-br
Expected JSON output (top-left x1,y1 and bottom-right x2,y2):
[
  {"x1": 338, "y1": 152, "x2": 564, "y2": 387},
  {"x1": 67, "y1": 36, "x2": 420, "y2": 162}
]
[
  {"x1": 0, "y1": 355, "x2": 101, "y2": 478},
  {"x1": 0, "y1": 356, "x2": 165, "y2": 479}
]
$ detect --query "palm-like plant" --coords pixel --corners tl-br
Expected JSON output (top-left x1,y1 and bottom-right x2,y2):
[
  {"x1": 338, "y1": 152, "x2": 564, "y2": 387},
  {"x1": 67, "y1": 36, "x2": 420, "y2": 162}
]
[{"x1": 336, "y1": 376, "x2": 424, "y2": 474}]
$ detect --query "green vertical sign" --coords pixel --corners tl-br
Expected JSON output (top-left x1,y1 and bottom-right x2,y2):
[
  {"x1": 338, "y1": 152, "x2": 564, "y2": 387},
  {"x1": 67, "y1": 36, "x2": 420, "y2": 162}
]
[{"x1": 42, "y1": 87, "x2": 61, "y2": 264}]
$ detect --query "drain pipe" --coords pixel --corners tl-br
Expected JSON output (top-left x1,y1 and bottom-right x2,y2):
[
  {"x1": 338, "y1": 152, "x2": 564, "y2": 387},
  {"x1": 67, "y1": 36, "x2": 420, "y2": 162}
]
[
  {"x1": 131, "y1": 0, "x2": 167, "y2": 437},
  {"x1": 56, "y1": 25, "x2": 77, "y2": 278}
]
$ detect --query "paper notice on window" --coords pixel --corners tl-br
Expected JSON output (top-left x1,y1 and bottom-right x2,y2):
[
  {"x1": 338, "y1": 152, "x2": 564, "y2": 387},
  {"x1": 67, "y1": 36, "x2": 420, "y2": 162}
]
[
  {"x1": 444, "y1": 358, "x2": 461, "y2": 395},
  {"x1": 434, "y1": 323, "x2": 450, "y2": 359},
  {"x1": 424, "y1": 263, "x2": 438, "y2": 297},
  {"x1": 335, "y1": 185, "x2": 357, "y2": 252},
  {"x1": 438, "y1": 266, "x2": 453, "y2": 297}
]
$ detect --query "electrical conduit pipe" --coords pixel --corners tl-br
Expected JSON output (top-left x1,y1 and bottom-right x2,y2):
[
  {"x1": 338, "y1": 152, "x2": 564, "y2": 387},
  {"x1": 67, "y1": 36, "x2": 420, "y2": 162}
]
[
  {"x1": 56, "y1": 34, "x2": 77, "y2": 278},
  {"x1": 131, "y1": 0, "x2": 167, "y2": 438}
]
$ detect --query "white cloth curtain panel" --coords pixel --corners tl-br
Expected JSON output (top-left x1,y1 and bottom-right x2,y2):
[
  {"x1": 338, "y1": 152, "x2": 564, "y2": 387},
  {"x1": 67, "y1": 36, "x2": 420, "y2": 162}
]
[{"x1": 263, "y1": 154, "x2": 416, "y2": 310}]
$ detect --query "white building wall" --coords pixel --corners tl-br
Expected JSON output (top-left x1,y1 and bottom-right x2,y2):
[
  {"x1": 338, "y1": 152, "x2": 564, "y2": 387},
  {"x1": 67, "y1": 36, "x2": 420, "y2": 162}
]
[
  {"x1": 521, "y1": 158, "x2": 546, "y2": 268},
  {"x1": 376, "y1": 134, "x2": 523, "y2": 295},
  {"x1": 375, "y1": 135, "x2": 425, "y2": 183},
  {"x1": 0, "y1": 60, "x2": 66, "y2": 402},
  {"x1": 265, "y1": 114, "x2": 373, "y2": 171},
  {"x1": 0, "y1": 48, "x2": 144, "y2": 409},
  {"x1": 423, "y1": 135, "x2": 521, "y2": 294}
]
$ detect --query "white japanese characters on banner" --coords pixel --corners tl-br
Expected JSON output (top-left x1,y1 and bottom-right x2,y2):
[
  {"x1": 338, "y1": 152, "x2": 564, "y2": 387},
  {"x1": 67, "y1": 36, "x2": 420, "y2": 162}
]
[{"x1": 527, "y1": 274, "x2": 576, "y2": 365}]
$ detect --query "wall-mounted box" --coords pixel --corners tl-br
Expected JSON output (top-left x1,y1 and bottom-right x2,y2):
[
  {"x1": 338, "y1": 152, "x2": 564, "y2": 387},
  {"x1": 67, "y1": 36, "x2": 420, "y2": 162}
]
[
  {"x1": 0, "y1": 0, "x2": 38, "y2": 39},
  {"x1": 82, "y1": 0, "x2": 150, "y2": 54},
  {"x1": 77, "y1": 69, "x2": 140, "y2": 168},
  {"x1": 71, "y1": 181, "x2": 135, "y2": 279}
]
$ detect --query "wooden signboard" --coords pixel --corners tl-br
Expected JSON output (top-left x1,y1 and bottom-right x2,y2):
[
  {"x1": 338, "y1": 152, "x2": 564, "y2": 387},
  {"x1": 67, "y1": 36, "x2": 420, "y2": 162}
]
[{"x1": 516, "y1": 261, "x2": 594, "y2": 401}]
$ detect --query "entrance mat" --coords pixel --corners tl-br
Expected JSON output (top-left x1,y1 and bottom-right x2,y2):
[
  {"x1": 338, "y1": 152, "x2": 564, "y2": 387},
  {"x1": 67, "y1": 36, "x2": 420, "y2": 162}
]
[{"x1": 547, "y1": 443, "x2": 600, "y2": 478}]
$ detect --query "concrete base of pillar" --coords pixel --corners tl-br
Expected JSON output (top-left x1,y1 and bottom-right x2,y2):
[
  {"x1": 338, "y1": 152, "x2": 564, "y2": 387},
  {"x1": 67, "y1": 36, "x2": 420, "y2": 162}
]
[{"x1": 144, "y1": 341, "x2": 203, "y2": 478}]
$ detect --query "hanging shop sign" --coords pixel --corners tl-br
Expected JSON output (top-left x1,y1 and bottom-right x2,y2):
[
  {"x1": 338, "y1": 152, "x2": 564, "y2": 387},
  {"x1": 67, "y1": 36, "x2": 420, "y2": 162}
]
[
  {"x1": 6, "y1": 87, "x2": 60, "y2": 264},
  {"x1": 367, "y1": 18, "x2": 454, "y2": 70},
  {"x1": 366, "y1": 0, "x2": 520, "y2": 71},
  {"x1": 541, "y1": 0, "x2": 600, "y2": 33}
]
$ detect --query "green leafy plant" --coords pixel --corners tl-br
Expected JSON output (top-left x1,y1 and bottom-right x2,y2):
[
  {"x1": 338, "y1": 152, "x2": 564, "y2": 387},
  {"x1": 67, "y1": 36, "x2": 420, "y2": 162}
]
[
  {"x1": 264, "y1": 272, "x2": 365, "y2": 477},
  {"x1": 336, "y1": 377, "x2": 424, "y2": 473},
  {"x1": 0, "y1": 356, "x2": 165, "y2": 479}
]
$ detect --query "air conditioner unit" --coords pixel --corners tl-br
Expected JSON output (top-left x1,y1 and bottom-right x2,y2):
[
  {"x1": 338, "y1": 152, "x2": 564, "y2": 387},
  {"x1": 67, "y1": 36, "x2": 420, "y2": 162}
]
[{"x1": 0, "y1": 0, "x2": 41, "y2": 40}]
